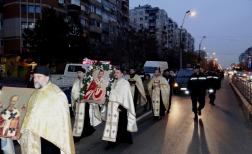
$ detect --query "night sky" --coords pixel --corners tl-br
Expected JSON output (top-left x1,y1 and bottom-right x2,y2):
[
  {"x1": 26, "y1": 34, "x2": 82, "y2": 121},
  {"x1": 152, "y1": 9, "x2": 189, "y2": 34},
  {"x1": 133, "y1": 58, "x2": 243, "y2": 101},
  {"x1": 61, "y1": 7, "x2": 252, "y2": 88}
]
[{"x1": 130, "y1": 0, "x2": 252, "y2": 68}]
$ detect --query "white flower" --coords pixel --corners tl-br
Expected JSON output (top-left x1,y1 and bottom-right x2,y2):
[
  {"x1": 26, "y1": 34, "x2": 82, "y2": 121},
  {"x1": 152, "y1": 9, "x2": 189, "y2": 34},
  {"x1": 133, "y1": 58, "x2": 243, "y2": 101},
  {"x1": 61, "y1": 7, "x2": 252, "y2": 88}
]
[{"x1": 88, "y1": 65, "x2": 93, "y2": 70}]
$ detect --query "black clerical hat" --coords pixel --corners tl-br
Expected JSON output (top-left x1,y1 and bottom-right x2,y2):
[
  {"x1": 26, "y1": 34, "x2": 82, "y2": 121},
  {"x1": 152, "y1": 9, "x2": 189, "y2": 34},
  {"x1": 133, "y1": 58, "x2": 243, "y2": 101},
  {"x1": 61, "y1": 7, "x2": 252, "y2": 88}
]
[{"x1": 34, "y1": 66, "x2": 50, "y2": 76}]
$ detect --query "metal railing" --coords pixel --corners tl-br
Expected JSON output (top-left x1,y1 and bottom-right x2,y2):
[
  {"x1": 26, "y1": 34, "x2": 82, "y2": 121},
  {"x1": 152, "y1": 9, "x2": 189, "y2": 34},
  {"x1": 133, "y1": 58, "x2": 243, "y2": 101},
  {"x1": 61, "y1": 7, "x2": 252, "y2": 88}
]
[{"x1": 232, "y1": 77, "x2": 252, "y2": 105}]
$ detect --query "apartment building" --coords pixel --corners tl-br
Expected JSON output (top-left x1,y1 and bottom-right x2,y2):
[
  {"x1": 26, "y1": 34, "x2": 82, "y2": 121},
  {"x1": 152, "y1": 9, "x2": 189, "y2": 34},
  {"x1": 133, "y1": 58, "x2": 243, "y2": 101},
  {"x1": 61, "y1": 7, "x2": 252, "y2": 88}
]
[
  {"x1": 0, "y1": 0, "x2": 129, "y2": 55},
  {"x1": 130, "y1": 5, "x2": 194, "y2": 52}
]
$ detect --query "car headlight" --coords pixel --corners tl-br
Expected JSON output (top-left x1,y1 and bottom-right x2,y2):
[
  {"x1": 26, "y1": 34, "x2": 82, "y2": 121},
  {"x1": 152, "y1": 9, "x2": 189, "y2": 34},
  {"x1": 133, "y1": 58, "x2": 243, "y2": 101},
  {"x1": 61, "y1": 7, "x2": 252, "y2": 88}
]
[
  {"x1": 180, "y1": 87, "x2": 187, "y2": 91},
  {"x1": 208, "y1": 89, "x2": 214, "y2": 93},
  {"x1": 185, "y1": 90, "x2": 190, "y2": 95},
  {"x1": 174, "y1": 83, "x2": 178, "y2": 87}
]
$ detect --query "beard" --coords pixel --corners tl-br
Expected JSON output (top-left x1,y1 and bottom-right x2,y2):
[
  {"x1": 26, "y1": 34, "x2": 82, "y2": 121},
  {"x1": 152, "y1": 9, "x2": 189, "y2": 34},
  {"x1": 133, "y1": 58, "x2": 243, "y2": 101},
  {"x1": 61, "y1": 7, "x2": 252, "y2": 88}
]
[{"x1": 34, "y1": 82, "x2": 42, "y2": 89}]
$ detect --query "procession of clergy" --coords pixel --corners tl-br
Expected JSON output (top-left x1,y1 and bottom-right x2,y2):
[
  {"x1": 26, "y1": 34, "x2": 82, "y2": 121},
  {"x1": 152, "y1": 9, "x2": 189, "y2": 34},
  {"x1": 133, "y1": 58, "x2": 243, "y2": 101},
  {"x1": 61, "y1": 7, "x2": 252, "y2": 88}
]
[{"x1": 3, "y1": 65, "x2": 170, "y2": 154}]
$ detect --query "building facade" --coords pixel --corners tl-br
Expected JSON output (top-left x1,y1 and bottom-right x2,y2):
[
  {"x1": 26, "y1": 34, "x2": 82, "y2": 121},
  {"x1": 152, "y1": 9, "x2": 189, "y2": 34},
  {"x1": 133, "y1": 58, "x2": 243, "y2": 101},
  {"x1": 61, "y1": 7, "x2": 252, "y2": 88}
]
[
  {"x1": 0, "y1": 0, "x2": 129, "y2": 55},
  {"x1": 129, "y1": 5, "x2": 194, "y2": 52}
]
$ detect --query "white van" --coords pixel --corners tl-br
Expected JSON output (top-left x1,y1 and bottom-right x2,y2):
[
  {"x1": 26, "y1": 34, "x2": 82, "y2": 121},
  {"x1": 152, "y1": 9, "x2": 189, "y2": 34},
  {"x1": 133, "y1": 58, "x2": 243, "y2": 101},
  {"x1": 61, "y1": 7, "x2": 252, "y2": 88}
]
[
  {"x1": 50, "y1": 63, "x2": 91, "y2": 89},
  {"x1": 143, "y1": 61, "x2": 168, "y2": 76}
]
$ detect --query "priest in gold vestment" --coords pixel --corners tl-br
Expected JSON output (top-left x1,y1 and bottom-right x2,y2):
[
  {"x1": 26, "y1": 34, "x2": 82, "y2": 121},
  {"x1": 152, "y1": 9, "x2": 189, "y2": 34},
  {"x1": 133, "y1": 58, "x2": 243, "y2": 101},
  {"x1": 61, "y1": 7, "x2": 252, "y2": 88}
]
[
  {"x1": 19, "y1": 66, "x2": 75, "y2": 154},
  {"x1": 148, "y1": 68, "x2": 170, "y2": 119},
  {"x1": 128, "y1": 69, "x2": 147, "y2": 108}
]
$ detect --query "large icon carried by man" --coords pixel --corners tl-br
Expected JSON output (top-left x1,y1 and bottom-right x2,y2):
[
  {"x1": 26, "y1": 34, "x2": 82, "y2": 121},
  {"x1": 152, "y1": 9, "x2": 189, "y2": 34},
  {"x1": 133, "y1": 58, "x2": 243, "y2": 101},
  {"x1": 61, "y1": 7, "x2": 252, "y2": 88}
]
[
  {"x1": 0, "y1": 87, "x2": 35, "y2": 138},
  {"x1": 83, "y1": 69, "x2": 110, "y2": 104}
]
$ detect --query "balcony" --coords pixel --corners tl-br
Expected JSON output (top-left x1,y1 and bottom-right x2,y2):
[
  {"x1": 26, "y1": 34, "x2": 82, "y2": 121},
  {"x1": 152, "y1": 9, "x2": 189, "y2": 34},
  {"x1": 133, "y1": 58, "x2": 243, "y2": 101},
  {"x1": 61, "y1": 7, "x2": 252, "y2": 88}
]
[
  {"x1": 89, "y1": 25, "x2": 102, "y2": 33},
  {"x1": 89, "y1": 12, "x2": 102, "y2": 21},
  {"x1": 67, "y1": 4, "x2": 81, "y2": 14},
  {"x1": 89, "y1": 0, "x2": 102, "y2": 7}
]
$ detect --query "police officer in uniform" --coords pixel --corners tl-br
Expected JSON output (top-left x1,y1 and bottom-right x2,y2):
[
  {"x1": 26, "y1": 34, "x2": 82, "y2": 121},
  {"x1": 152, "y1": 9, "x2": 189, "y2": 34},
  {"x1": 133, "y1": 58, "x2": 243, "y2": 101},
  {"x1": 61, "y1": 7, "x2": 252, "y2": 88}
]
[
  {"x1": 187, "y1": 65, "x2": 207, "y2": 120},
  {"x1": 206, "y1": 69, "x2": 221, "y2": 106}
]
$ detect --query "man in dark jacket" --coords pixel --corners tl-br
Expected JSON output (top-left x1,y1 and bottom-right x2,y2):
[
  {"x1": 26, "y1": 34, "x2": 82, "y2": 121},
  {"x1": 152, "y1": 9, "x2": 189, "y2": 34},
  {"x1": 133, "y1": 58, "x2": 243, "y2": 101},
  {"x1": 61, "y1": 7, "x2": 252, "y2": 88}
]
[
  {"x1": 187, "y1": 65, "x2": 207, "y2": 120},
  {"x1": 206, "y1": 69, "x2": 221, "y2": 106},
  {"x1": 163, "y1": 69, "x2": 176, "y2": 113}
]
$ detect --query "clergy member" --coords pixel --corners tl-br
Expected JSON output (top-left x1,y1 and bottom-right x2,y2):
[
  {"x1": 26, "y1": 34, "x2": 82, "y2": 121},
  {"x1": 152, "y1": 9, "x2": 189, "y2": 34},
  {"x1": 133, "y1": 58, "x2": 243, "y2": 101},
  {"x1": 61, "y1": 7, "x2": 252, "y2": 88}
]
[
  {"x1": 102, "y1": 67, "x2": 137, "y2": 149},
  {"x1": 128, "y1": 68, "x2": 147, "y2": 107},
  {"x1": 148, "y1": 68, "x2": 170, "y2": 119},
  {"x1": 19, "y1": 66, "x2": 75, "y2": 154},
  {"x1": 72, "y1": 67, "x2": 101, "y2": 142}
]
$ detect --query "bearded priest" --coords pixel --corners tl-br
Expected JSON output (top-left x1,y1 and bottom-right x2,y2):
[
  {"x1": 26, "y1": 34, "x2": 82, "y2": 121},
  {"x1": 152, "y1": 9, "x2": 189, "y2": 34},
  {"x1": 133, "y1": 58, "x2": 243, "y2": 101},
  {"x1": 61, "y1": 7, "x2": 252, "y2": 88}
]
[
  {"x1": 19, "y1": 66, "x2": 75, "y2": 154},
  {"x1": 102, "y1": 67, "x2": 137, "y2": 149}
]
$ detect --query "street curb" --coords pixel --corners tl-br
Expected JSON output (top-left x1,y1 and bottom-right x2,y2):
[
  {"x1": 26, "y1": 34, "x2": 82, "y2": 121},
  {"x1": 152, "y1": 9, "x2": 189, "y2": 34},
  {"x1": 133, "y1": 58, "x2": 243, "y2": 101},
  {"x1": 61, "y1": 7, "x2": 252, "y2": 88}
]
[{"x1": 230, "y1": 82, "x2": 252, "y2": 122}]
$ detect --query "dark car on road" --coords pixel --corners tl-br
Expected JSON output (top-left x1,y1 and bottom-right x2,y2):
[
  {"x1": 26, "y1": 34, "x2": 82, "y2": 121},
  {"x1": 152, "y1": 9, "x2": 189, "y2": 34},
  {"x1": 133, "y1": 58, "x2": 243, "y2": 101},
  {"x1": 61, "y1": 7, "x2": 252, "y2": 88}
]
[{"x1": 173, "y1": 68, "x2": 194, "y2": 95}]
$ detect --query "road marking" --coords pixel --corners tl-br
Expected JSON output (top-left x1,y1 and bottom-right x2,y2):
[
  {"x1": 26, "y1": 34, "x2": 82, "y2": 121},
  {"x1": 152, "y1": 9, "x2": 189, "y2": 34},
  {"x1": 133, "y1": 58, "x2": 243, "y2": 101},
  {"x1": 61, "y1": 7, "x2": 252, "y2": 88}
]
[{"x1": 137, "y1": 111, "x2": 152, "y2": 121}]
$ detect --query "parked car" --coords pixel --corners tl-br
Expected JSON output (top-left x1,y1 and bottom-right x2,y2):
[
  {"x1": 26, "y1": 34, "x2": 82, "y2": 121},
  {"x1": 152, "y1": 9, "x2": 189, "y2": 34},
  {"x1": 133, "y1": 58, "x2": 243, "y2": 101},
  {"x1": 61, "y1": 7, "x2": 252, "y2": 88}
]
[
  {"x1": 173, "y1": 68, "x2": 194, "y2": 95},
  {"x1": 50, "y1": 63, "x2": 90, "y2": 90}
]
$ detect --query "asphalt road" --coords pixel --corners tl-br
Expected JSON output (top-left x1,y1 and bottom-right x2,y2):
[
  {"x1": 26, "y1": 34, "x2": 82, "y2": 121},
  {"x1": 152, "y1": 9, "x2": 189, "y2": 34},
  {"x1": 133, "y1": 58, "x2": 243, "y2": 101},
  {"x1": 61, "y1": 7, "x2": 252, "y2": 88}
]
[{"x1": 14, "y1": 78, "x2": 252, "y2": 154}]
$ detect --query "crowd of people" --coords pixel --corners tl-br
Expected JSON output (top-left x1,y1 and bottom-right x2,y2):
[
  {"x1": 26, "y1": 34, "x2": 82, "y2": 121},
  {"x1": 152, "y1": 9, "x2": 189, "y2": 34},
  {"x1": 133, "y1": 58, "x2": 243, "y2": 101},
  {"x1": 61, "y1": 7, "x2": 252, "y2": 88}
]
[{"x1": 0, "y1": 64, "x2": 223, "y2": 154}]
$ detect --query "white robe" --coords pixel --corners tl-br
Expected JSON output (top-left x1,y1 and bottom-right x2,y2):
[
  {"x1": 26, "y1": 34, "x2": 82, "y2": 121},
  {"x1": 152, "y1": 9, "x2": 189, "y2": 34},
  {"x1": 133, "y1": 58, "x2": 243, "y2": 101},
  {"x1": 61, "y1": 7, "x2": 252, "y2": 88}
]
[
  {"x1": 148, "y1": 76, "x2": 170, "y2": 116},
  {"x1": 72, "y1": 79, "x2": 102, "y2": 137},
  {"x1": 102, "y1": 78, "x2": 137, "y2": 142}
]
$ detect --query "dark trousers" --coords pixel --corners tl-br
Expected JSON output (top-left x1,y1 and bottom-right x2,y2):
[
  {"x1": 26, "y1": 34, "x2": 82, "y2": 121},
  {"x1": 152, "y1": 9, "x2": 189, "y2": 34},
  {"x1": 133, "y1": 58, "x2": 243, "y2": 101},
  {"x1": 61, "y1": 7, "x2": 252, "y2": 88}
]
[
  {"x1": 41, "y1": 137, "x2": 60, "y2": 154},
  {"x1": 159, "y1": 92, "x2": 166, "y2": 116},
  {"x1": 145, "y1": 94, "x2": 152, "y2": 111},
  {"x1": 168, "y1": 88, "x2": 173, "y2": 111},
  {"x1": 209, "y1": 90, "x2": 216, "y2": 104},
  {"x1": 133, "y1": 87, "x2": 139, "y2": 109},
  {"x1": 191, "y1": 94, "x2": 205, "y2": 114}
]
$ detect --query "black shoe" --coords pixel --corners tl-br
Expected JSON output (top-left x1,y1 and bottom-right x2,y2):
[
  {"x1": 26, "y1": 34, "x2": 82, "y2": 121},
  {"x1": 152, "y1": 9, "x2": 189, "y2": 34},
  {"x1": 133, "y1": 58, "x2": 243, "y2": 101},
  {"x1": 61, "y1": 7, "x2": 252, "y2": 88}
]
[{"x1": 210, "y1": 102, "x2": 215, "y2": 106}]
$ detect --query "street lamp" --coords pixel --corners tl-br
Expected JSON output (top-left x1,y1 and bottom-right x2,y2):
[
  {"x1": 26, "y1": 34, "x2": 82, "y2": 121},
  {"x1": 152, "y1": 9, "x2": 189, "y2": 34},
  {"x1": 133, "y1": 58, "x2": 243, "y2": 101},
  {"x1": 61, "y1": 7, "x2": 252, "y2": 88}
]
[
  {"x1": 198, "y1": 35, "x2": 206, "y2": 63},
  {"x1": 179, "y1": 10, "x2": 196, "y2": 69}
]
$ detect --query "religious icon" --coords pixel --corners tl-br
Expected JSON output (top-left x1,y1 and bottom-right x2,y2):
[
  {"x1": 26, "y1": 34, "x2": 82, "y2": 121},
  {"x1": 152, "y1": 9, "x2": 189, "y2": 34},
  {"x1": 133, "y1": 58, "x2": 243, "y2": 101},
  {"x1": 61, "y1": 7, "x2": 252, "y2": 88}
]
[
  {"x1": 0, "y1": 95, "x2": 20, "y2": 137},
  {"x1": 83, "y1": 69, "x2": 109, "y2": 104},
  {"x1": 0, "y1": 87, "x2": 35, "y2": 138}
]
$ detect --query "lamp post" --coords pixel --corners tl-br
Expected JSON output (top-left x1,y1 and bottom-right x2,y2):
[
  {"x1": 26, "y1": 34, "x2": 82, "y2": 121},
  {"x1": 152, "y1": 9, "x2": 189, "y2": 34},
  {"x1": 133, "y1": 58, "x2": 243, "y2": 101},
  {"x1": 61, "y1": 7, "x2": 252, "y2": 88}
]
[
  {"x1": 179, "y1": 10, "x2": 196, "y2": 69},
  {"x1": 198, "y1": 35, "x2": 206, "y2": 63}
]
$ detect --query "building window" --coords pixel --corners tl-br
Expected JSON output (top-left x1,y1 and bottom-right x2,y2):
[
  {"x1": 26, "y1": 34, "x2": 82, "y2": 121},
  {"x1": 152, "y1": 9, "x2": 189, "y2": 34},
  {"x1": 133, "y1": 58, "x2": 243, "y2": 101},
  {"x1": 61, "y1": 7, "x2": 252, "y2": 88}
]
[
  {"x1": 35, "y1": 6, "x2": 41, "y2": 13},
  {"x1": 139, "y1": 17, "x2": 143, "y2": 21},
  {"x1": 58, "y1": 0, "x2": 64, "y2": 5},
  {"x1": 96, "y1": 8, "x2": 102, "y2": 16},
  {"x1": 71, "y1": 0, "x2": 80, "y2": 6},
  {"x1": 80, "y1": 18, "x2": 88, "y2": 27},
  {"x1": 21, "y1": 5, "x2": 41, "y2": 14},
  {"x1": 90, "y1": 5, "x2": 95, "y2": 13},
  {"x1": 21, "y1": 22, "x2": 35, "y2": 29},
  {"x1": 21, "y1": 5, "x2": 27, "y2": 13},
  {"x1": 96, "y1": 21, "x2": 101, "y2": 28},
  {"x1": 28, "y1": 5, "x2": 35, "y2": 13}
]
